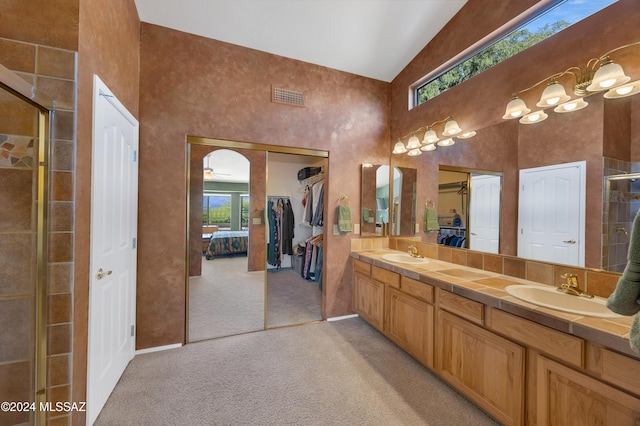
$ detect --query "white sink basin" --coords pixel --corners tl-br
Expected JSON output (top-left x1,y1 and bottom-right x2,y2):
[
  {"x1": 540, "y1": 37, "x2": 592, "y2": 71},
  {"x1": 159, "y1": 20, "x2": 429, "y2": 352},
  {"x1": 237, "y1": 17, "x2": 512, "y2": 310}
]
[
  {"x1": 380, "y1": 253, "x2": 429, "y2": 264},
  {"x1": 504, "y1": 285, "x2": 622, "y2": 318}
]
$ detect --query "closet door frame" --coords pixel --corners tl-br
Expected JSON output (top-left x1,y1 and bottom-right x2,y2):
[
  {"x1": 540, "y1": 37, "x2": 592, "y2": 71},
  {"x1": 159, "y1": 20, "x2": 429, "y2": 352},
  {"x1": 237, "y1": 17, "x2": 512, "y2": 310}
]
[{"x1": 185, "y1": 136, "x2": 328, "y2": 341}]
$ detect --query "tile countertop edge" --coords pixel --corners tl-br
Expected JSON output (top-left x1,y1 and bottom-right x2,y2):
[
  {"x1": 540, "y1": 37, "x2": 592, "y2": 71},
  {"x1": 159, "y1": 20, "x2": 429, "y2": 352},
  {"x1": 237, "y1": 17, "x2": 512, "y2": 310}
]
[{"x1": 351, "y1": 249, "x2": 640, "y2": 360}]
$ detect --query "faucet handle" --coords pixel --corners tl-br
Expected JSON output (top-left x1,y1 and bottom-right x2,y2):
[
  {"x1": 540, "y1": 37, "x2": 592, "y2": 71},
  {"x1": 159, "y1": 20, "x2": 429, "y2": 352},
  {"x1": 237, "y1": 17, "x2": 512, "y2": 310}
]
[{"x1": 560, "y1": 273, "x2": 579, "y2": 288}]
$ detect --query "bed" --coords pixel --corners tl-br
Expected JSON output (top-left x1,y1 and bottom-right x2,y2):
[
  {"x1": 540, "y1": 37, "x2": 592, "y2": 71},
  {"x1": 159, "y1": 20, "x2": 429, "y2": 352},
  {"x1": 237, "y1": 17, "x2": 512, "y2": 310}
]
[{"x1": 205, "y1": 230, "x2": 249, "y2": 260}]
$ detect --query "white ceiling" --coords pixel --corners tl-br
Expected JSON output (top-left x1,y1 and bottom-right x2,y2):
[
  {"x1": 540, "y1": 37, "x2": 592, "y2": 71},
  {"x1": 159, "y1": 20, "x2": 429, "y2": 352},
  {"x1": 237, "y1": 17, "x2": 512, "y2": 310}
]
[{"x1": 134, "y1": 0, "x2": 467, "y2": 82}]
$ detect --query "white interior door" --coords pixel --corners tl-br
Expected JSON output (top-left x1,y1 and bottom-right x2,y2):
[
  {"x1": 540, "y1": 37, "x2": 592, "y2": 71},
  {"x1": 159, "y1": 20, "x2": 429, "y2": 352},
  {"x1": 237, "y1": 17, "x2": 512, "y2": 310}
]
[
  {"x1": 87, "y1": 75, "x2": 139, "y2": 425},
  {"x1": 469, "y1": 174, "x2": 501, "y2": 253},
  {"x1": 518, "y1": 161, "x2": 585, "y2": 267}
]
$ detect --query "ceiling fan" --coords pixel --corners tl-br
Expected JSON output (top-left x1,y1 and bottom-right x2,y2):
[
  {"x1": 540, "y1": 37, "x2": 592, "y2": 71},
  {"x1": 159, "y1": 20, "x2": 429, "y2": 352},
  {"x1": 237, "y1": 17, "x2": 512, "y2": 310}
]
[{"x1": 203, "y1": 156, "x2": 230, "y2": 180}]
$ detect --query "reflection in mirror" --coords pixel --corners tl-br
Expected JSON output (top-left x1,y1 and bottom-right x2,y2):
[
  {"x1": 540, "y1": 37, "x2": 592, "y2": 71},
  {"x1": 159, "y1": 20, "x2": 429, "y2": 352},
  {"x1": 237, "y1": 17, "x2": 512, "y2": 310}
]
[
  {"x1": 188, "y1": 148, "x2": 264, "y2": 342},
  {"x1": 361, "y1": 164, "x2": 390, "y2": 236},
  {"x1": 604, "y1": 164, "x2": 640, "y2": 272},
  {"x1": 438, "y1": 167, "x2": 501, "y2": 254},
  {"x1": 391, "y1": 166, "x2": 417, "y2": 236}
]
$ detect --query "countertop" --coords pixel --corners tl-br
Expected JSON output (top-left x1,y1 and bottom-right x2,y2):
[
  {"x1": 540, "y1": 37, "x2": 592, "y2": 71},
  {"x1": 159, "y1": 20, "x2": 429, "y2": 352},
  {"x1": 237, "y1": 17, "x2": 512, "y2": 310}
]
[{"x1": 351, "y1": 248, "x2": 639, "y2": 360}]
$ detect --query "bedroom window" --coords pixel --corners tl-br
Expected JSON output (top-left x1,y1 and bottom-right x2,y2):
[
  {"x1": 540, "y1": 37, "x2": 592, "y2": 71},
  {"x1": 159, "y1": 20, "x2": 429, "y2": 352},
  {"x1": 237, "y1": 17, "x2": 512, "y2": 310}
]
[
  {"x1": 203, "y1": 194, "x2": 231, "y2": 229},
  {"x1": 241, "y1": 195, "x2": 250, "y2": 230},
  {"x1": 412, "y1": 0, "x2": 617, "y2": 108}
]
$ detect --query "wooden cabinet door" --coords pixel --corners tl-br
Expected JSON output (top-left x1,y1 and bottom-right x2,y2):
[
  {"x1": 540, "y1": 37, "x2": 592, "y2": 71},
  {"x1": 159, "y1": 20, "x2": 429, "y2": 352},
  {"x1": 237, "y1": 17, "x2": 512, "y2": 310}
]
[
  {"x1": 437, "y1": 310, "x2": 525, "y2": 425},
  {"x1": 385, "y1": 287, "x2": 434, "y2": 369},
  {"x1": 537, "y1": 355, "x2": 640, "y2": 426},
  {"x1": 353, "y1": 272, "x2": 384, "y2": 331}
]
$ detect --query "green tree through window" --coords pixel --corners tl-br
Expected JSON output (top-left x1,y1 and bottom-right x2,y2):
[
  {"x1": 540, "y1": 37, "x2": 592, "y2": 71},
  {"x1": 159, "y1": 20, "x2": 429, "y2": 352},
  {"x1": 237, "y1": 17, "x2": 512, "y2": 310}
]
[
  {"x1": 416, "y1": 21, "x2": 569, "y2": 105},
  {"x1": 203, "y1": 195, "x2": 231, "y2": 226}
]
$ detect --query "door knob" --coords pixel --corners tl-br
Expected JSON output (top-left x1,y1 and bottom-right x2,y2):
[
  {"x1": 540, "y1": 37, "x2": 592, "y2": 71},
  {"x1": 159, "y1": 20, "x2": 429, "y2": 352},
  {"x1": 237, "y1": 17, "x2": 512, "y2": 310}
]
[
  {"x1": 97, "y1": 268, "x2": 113, "y2": 280},
  {"x1": 563, "y1": 239, "x2": 576, "y2": 244}
]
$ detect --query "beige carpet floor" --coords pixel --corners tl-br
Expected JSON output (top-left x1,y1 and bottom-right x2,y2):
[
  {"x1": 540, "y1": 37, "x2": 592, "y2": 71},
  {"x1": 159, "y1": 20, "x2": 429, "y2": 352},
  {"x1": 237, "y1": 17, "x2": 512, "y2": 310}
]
[
  {"x1": 96, "y1": 318, "x2": 498, "y2": 426},
  {"x1": 266, "y1": 267, "x2": 322, "y2": 328},
  {"x1": 189, "y1": 256, "x2": 265, "y2": 341},
  {"x1": 189, "y1": 256, "x2": 323, "y2": 342}
]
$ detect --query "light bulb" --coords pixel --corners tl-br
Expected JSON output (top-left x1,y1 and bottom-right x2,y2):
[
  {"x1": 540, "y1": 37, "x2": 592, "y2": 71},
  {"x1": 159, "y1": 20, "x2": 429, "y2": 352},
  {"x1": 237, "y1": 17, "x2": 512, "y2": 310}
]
[{"x1": 616, "y1": 86, "x2": 634, "y2": 95}]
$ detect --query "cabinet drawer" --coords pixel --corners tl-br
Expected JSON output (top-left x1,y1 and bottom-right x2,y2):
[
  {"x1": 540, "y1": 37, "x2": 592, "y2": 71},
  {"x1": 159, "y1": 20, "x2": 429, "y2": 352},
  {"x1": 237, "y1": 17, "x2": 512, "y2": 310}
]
[
  {"x1": 372, "y1": 266, "x2": 400, "y2": 289},
  {"x1": 353, "y1": 259, "x2": 371, "y2": 276},
  {"x1": 438, "y1": 289, "x2": 484, "y2": 325},
  {"x1": 401, "y1": 276, "x2": 434, "y2": 304},
  {"x1": 490, "y1": 309, "x2": 584, "y2": 368},
  {"x1": 601, "y1": 348, "x2": 640, "y2": 397},
  {"x1": 537, "y1": 355, "x2": 640, "y2": 425}
]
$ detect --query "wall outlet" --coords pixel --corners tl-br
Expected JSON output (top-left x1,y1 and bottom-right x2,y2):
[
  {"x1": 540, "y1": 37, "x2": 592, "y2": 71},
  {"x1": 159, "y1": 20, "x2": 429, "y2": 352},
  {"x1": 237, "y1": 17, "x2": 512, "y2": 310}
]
[
  {"x1": 252, "y1": 218, "x2": 261, "y2": 225},
  {"x1": 354, "y1": 224, "x2": 360, "y2": 234}
]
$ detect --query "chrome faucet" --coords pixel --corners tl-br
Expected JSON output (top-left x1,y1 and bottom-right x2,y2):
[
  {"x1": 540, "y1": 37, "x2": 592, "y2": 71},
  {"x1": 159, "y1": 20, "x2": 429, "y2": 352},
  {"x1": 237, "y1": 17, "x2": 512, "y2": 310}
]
[
  {"x1": 557, "y1": 273, "x2": 593, "y2": 298},
  {"x1": 407, "y1": 245, "x2": 422, "y2": 258}
]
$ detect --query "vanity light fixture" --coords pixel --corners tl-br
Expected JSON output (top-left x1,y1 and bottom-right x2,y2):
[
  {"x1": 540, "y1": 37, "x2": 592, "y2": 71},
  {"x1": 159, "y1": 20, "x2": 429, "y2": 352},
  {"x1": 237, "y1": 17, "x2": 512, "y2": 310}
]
[
  {"x1": 392, "y1": 140, "x2": 408, "y2": 154},
  {"x1": 603, "y1": 80, "x2": 640, "y2": 99},
  {"x1": 392, "y1": 116, "x2": 476, "y2": 156},
  {"x1": 554, "y1": 97, "x2": 588, "y2": 113},
  {"x1": 519, "y1": 110, "x2": 548, "y2": 124},
  {"x1": 503, "y1": 40, "x2": 640, "y2": 124}
]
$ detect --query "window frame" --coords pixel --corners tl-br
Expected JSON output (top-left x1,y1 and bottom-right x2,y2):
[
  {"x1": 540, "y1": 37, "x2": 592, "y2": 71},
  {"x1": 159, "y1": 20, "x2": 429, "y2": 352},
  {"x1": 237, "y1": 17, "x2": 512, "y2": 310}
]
[{"x1": 409, "y1": 0, "x2": 571, "y2": 109}]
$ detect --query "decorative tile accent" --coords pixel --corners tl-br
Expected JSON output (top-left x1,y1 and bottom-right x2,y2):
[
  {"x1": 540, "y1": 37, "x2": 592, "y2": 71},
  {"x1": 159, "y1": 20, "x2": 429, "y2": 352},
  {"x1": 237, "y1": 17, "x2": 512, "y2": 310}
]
[{"x1": 0, "y1": 134, "x2": 35, "y2": 168}]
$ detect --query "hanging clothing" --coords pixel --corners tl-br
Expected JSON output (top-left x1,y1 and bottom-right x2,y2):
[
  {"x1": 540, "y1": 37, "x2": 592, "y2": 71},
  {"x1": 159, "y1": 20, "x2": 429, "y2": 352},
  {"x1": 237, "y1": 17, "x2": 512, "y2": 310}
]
[
  {"x1": 267, "y1": 200, "x2": 277, "y2": 265},
  {"x1": 303, "y1": 185, "x2": 314, "y2": 226},
  {"x1": 303, "y1": 234, "x2": 323, "y2": 280},
  {"x1": 311, "y1": 181, "x2": 324, "y2": 227},
  {"x1": 267, "y1": 199, "x2": 282, "y2": 268},
  {"x1": 281, "y1": 199, "x2": 295, "y2": 255}
]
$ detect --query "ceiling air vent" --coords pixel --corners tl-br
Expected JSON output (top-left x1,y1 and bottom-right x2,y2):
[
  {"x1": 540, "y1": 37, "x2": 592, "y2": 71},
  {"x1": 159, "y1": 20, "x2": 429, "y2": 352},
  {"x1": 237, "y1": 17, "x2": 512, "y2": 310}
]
[{"x1": 272, "y1": 86, "x2": 305, "y2": 107}]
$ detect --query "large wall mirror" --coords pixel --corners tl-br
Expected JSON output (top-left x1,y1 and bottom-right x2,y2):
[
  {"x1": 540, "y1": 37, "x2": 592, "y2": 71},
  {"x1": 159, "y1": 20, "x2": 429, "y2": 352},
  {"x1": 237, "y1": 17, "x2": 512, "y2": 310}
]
[
  {"x1": 438, "y1": 167, "x2": 501, "y2": 254},
  {"x1": 391, "y1": 91, "x2": 638, "y2": 272},
  {"x1": 361, "y1": 164, "x2": 416, "y2": 237},
  {"x1": 360, "y1": 164, "x2": 389, "y2": 236}
]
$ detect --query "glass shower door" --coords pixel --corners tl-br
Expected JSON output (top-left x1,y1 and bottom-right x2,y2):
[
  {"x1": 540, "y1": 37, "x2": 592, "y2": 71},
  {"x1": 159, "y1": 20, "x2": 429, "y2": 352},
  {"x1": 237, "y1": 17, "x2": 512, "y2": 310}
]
[{"x1": 0, "y1": 77, "x2": 49, "y2": 425}]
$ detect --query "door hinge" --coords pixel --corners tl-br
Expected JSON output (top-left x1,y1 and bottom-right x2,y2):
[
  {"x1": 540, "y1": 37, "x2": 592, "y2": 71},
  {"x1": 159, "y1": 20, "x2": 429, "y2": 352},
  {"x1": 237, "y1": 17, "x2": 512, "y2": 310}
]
[
  {"x1": 132, "y1": 237, "x2": 137, "y2": 249},
  {"x1": 131, "y1": 325, "x2": 135, "y2": 337},
  {"x1": 133, "y1": 150, "x2": 137, "y2": 162}
]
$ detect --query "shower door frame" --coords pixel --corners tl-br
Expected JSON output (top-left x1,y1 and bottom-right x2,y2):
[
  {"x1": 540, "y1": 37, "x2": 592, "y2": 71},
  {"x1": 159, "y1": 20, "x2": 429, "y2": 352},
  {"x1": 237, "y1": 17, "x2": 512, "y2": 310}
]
[{"x1": 0, "y1": 64, "x2": 52, "y2": 426}]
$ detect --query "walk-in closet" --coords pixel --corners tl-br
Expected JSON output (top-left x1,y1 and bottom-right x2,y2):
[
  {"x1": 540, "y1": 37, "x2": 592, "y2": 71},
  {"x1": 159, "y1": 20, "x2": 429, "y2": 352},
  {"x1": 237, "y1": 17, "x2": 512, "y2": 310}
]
[{"x1": 266, "y1": 152, "x2": 324, "y2": 328}]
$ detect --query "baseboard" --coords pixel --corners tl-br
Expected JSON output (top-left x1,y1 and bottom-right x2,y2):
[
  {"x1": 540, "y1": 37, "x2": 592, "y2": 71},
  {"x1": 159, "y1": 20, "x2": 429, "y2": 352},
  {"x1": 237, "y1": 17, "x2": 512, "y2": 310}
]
[
  {"x1": 135, "y1": 343, "x2": 182, "y2": 355},
  {"x1": 327, "y1": 314, "x2": 359, "y2": 322}
]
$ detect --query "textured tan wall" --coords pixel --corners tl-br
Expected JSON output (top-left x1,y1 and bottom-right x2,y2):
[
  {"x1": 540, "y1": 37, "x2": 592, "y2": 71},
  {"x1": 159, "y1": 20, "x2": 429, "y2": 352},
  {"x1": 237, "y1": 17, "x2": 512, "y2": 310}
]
[
  {"x1": 0, "y1": 0, "x2": 79, "y2": 51},
  {"x1": 137, "y1": 23, "x2": 390, "y2": 349},
  {"x1": 75, "y1": 0, "x2": 140, "y2": 423}
]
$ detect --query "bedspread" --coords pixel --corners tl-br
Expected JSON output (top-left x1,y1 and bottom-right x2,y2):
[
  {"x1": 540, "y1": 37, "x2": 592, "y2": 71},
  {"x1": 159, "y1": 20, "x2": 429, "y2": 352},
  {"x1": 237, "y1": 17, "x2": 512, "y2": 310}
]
[{"x1": 205, "y1": 230, "x2": 248, "y2": 259}]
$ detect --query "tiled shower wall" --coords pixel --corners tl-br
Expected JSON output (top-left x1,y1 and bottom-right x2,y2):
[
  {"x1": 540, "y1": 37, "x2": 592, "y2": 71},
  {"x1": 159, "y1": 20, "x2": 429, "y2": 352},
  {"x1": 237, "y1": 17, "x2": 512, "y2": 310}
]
[
  {"x1": 1, "y1": 37, "x2": 76, "y2": 426},
  {"x1": 603, "y1": 157, "x2": 640, "y2": 273}
]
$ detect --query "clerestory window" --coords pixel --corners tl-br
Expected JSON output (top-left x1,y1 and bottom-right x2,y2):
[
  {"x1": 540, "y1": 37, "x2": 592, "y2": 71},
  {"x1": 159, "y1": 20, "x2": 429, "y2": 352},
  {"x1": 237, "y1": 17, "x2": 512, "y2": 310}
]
[{"x1": 412, "y1": 0, "x2": 618, "y2": 108}]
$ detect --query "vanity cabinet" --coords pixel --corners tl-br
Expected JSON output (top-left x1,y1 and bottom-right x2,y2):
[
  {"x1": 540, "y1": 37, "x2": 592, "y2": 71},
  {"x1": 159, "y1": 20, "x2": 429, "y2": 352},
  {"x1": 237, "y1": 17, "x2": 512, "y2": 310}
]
[
  {"x1": 353, "y1": 271, "x2": 385, "y2": 332},
  {"x1": 537, "y1": 355, "x2": 640, "y2": 425},
  {"x1": 437, "y1": 296, "x2": 525, "y2": 426},
  {"x1": 353, "y1": 260, "x2": 434, "y2": 367},
  {"x1": 384, "y1": 278, "x2": 434, "y2": 368},
  {"x1": 351, "y1": 256, "x2": 640, "y2": 426}
]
